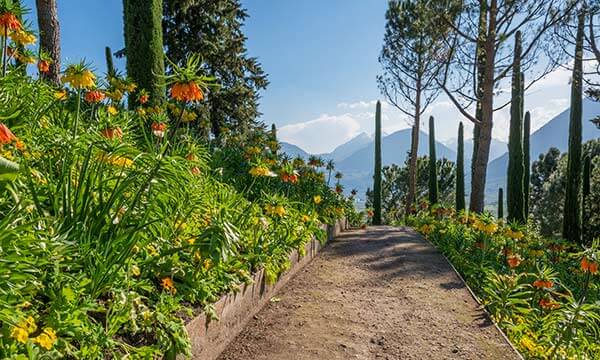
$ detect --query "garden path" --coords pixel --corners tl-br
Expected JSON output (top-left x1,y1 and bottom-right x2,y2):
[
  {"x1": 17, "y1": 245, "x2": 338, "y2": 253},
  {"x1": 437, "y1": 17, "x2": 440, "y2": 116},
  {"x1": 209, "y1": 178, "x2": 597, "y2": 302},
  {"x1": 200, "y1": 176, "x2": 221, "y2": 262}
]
[{"x1": 219, "y1": 226, "x2": 519, "y2": 360}]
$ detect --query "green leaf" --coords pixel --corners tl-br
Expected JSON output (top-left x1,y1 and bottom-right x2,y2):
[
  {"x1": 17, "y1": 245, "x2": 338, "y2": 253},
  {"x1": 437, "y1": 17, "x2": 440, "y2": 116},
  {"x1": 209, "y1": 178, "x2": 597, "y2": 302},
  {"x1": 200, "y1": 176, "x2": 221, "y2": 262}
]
[{"x1": 0, "y1": 155, "x2": 19, "y2": 181}]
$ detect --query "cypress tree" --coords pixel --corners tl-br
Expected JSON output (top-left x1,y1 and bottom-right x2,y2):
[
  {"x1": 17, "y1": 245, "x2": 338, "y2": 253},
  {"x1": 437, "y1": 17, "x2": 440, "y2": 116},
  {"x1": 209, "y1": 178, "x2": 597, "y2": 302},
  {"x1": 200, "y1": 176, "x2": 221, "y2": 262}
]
[
  {"x1": 271, "y1": 123, "x2": 277, "y2": 140},
  {"x1": 455, "y1": 122, "x2": 465, "y2": 211},
  {"x1": 105, "y1": 46, "x2": 115, "y2": 78},
  {"x1": 498, "y1": 188, "x2": 504, "y2": 219},
  {"x1": 523, "y1": 111, "x2": 531, "y2": 218},
  {"x1": 373, "y1": 101, "x2": 383, "y2": 225},
  {"x1": 507, "y1": 31, "x2": 525, "y2": 223},
  {"x1": 582, "y1": 155, "x2": 591, "y2": 242},
  {"x1": 428, "y1": 116, "x2": 438, "y2": 204},
  {"x1": 563, "y1": 13, "x2": 584, "y2": 244},
  {"x1": 123, "y1": 0, "x2": 165, "y2": 107}
]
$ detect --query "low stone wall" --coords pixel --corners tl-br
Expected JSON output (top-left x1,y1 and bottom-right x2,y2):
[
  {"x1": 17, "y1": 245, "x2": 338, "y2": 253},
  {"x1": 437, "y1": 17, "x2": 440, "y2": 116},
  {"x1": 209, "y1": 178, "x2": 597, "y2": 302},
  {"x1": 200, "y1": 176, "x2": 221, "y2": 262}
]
[{"x1": 184, "y1": 219, "x2": 347, "y2": 360}]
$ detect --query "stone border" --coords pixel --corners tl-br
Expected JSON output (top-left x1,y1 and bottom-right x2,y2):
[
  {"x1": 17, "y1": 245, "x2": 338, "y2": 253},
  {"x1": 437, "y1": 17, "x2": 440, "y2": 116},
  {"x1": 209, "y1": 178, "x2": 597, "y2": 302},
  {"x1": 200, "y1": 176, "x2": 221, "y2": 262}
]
[{"x1": 184, "y1": 220, "x2": 347, "y2": 360}]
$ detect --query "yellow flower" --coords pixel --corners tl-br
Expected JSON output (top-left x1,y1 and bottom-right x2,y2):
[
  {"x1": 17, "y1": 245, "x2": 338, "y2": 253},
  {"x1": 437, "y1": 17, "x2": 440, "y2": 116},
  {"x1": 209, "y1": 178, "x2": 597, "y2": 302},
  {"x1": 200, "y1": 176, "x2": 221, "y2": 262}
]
[
  {"x1": 203, "y1": 259, "x2": 213, "y2": 270},
  {"x1": 520, "y1": 336, "x2": 536, "y2": 352},
  {"x1": 62, "y1": 66, "x2": 96, "y2": 89},
  {"x1": 54, "y1": 89, "x2": 68, "y2": 101},
  {"x1": 249, "y1": 166, "x2": 276, "y2": 177},
  {"x1": 313, "y1": 195, "x2": 322, "y2": 204},
  {"x1": 10, "y1": 326, "x2": 29, "y2": 344},
  {"x1": 32, "y1": 328, "x2": 57, "y2": 350},
  {"x1": 107, "y1": 105, "x2": 118, "y2": 115},
  {"x1": 146, "y1": 244, "x2": 159, "y2": 256},
  {"x1": 131, "y1": 264, "x2": 141, "y2": 277},
  {"x1": 265, "y1": 204, "x2": 286, "y2": 217},
  {"x1": 9, "y1": 30, "x2": 36, "y2": 45},
  {"x1": 504, "y1": 229, "x2": 524, "y2": 240},
  {"x1": 99, "y1": 153, "x2": 133, "y2": 168},
  {"x1": 301, "y1": 215, "x2": 310, "y2": 223},
  {"x1": 483, "y1": 223, "x2": 498, "y2": 235},
  {"x1": 419, "y1": 224, "x2": 432, "y2": 235}
]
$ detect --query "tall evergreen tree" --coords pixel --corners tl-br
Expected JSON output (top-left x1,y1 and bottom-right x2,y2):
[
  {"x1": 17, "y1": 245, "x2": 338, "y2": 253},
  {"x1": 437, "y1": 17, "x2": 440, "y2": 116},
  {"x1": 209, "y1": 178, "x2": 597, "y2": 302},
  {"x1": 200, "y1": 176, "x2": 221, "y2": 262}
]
[
  {"x1": 563, "y1": 12, "x2": 584, "y2": 244},
  {"x1": 105, "y1": 46, "x2": 116, "y2": 78},
  {"x1": 523, "y1": 111, "x2": 531, "y2": 217},
  {"x1": 507, "y1": 31, "x2": 525, "y2": 223},
  {"x1": 35, "y1": 0, "x2": 60, "y2": 84},
  {"x1": 428, "y1": 116, "x2": 438, "y2": 204},
  {"x1": 163, "y1": 0, "x2": 268, "y2": 138},
  {"x1": 455, "y1": 122, "x2": 465, "y2": 211},
  {"x1": 123, "y1": 0, "x2": 165, "y2": 106},
  {"x1": 373, "y1": 101, "x2": 383, "y2": 225},
  {"x1": 498, "y1": 188, "x2": 504, "y2": 219}
]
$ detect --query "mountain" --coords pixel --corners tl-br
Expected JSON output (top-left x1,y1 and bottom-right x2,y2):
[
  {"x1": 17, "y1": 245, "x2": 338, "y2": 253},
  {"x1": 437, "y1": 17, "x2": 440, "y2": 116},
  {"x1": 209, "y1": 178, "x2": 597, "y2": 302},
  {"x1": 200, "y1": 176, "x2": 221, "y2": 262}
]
[
  {"x1": 443, "y1": 138, "x2": 508, "y2": 163},
  {"x1": 485, "y1": 97, "x2": 600, "y2": 199},
  {"x1": 324, "y1": 132, "x2": 372, "y2": 162},
  {"x1": 280, "y1": 142, "x2": 310, "y2": 159},
  {"x1": 335, "y1": 128, "x2": 456, "y2": 196}
]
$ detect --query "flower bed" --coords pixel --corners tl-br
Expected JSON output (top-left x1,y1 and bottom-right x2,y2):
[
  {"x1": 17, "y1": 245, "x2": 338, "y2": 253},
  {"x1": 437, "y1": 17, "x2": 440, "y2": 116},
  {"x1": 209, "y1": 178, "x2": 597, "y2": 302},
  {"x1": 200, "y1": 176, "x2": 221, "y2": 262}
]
[{"x1": 409, "y1": 207, "x2": 600, "y2": 359}]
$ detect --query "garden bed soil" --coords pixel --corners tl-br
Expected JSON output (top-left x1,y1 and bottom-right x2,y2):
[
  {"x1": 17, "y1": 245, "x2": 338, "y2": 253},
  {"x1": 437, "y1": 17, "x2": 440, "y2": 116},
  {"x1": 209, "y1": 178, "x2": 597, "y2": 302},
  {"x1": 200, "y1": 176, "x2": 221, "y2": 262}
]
[{"x1": 219, "y1": 226, "x2": 520, "y2": 360}]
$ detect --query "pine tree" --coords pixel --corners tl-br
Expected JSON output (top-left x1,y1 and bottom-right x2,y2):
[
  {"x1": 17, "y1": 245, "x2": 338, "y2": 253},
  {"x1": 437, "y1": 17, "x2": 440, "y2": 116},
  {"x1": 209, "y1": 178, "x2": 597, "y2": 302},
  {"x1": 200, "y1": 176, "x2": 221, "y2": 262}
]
[
  {"x1": 507, "y1": 31, "x2": 525, "y2": 223},
  {"x1": 163, "y1": 0, "x2": 268, "y2": 138},
  {"x1": 563, "y1": 12, "x2": 584, "y2": 244},
  {"x1": 373, "y1": 101, "x2": 383, "y2": 225},
  {"x1": 123, "y1": 0, "x2": 165, "y2": 107},
  {"x1": 523, "y1": 111, "x2": 531, "y2": 217},
  {"x1": 498, "y1": 188, "x2": 504, "y2": 219},
  {"x1": 455, "y1": 122, "x2": 465, "y2": 211},
  {"x1": 428, "y1": 116, "x2": 438, "y2": 204}
]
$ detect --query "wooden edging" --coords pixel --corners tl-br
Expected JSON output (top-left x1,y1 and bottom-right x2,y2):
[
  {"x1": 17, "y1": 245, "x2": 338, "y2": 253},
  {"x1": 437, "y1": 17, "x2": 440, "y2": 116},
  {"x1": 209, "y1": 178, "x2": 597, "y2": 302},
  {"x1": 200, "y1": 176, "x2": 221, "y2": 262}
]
[
  {"x1": 408, "y1": 226, "x2": 525, "y2": 360},
  {"x1": 183, "y1": 219, "x2": 347, "y2": 360}
]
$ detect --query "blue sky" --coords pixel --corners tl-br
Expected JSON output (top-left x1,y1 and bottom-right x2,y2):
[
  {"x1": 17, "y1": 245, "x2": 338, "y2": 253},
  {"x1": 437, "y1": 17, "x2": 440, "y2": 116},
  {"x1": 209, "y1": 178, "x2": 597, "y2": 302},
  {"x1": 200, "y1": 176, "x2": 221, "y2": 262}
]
[{"x1": 21, "y1": 1, "x2": 573, "y2": 153}]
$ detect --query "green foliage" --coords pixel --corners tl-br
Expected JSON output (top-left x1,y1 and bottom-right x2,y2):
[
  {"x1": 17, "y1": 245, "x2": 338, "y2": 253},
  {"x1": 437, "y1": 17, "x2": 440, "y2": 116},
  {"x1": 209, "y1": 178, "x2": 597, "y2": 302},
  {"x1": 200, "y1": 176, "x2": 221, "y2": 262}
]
[
  {"x1": 563, "y1": 13, "x2": 584, "y2": 244},
  {"x1": 455, "y1": 122, "x2": 465, "y2": 211},
  {"x1": 523, "y1": 111, "x2": 531, "y2": 218},
  {"x1": 428, "y1": 116, "x2": 438, "y2": 204},
  {"x1": 507, "y1": 31, "x2": 525, "y2": 223},
  {"x1": 163, "y1": 0, "x2": 268, "y2": 138},
  {"x1": 373, "y1": 101, "x2": 382, "y2": 225},
  {"x1": 498, "y1": 188, "x2": 503, "y2": 219},
  {"x1": 366, "y1": 156, "x2": 455, "y2": 223},
  {"x1": 123, "y1": 0, "x2": 166, "y2": 106},
  {"x1": 105, "y1": 46, "x2": 115, "y2": 78}
]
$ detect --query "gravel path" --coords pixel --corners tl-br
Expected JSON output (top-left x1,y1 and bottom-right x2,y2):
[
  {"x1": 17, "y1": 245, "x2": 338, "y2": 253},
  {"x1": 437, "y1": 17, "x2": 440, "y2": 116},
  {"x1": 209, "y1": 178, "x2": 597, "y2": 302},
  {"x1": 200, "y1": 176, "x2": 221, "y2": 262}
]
[{"x1": 219, "y1": 226, "x2": 519, "y2": 360}]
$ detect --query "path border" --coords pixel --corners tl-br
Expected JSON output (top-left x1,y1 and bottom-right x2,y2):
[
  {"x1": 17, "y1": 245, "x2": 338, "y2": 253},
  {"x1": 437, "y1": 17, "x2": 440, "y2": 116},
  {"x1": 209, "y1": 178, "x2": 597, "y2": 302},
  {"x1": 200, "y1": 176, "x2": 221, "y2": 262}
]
[
  {"x1": 183, "y1": 220, "x2": 347, "y2": 360},
  {"x1": 407, "y1": 226, "x2": 525, "y2": 359}
]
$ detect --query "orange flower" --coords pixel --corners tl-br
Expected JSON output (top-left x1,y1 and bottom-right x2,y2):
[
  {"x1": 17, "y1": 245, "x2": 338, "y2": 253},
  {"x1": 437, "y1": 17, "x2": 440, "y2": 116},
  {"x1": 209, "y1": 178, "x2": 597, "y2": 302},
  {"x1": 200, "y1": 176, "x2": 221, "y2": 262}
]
[
  {"x1": 139, "y1": 94, "x2": 149, "y2": 104},
  {"x1": 507, "y1": 255, "x2": 522, "y2": 268},
  {"x1": 151, "y1": 122, "x2": 167, "y2": 138},
  {"x1": 161, "y1": 277, "x2": 177, "y2": 294},
  {"x1": 84, "y1": 90, "x2": 105, "y2": 103},
  {"x1": 0, "y1": 123, "x2": 17, "y2": 144},
  {"x1": 37, "y1": 60, "x2": 50, "y2": 73},
  {"x1": 100, "y1": 127, "x2": 123, "y2": 141},
  {"x1": 590, "y1": 262, "x2": 598, "y2": 274},
  {"x1": 581, "y1": 257, "x2": 590, "y2": 272},
  {"x1": 533, "y1": 279, "x2": 553, "y2": 289},
  {"x1": 170, "y1": 81, "x2": 204, "y2": 102},
  {"x1": 191, "y1": 166, "x2": 201, "y2": 175},
  {"x1": 0, "y1": 12, "x2": 21, "y2": 32},
  {"x1": 539, "y1": 298, "x2": 560, "y2": 310},
  {"x1": 581, "y1": 257, "x2": 598, "y2": 274}
]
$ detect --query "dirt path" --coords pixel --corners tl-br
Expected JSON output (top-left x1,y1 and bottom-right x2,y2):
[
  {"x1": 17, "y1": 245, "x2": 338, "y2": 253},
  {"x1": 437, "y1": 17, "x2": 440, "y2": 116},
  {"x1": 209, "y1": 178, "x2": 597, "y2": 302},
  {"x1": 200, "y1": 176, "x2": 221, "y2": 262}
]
[{"x1": 219, "y1": 226, "x2": 519, "y2": 360}]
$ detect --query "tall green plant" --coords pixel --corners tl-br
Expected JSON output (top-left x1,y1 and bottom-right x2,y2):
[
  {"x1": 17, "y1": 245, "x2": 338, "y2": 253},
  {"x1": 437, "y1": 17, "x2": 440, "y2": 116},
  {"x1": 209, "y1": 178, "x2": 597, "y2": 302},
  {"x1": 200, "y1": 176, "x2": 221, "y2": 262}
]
[
  {"x1": 105, "y1": 46, "x2": 115, "y2": 78},
  {"x1": 123, "y1": 0, "x2": 165, "y2": 106},
  {"x1": 428, "y1": 115, "x2": 438, "y2": 204},
  {"x1": 507, "y1": 31, "x2": 525, "y2": 223},
  {"x1": 523, "y1": 111, "x2": 531, "y2": 217},
  {"x1": 563, "y1": 13, "x2": 584, "y2": 244},
  {"x1": 498, "y1": 187, "x2": 504, "y2": 219},
  {"x1": 373, "y1": 101, "x2": 382, "y2": 225},
  {"x1": 455, "y1": 122, "x2": 465, "y2": 211}
]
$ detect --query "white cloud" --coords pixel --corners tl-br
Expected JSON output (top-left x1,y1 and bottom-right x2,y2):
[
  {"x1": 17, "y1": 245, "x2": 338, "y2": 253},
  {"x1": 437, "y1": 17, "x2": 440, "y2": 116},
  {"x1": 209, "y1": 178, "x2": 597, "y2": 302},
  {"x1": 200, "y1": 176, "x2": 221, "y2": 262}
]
[{"x1": 279, "y1": 114, "x2": 362, "y2": 153}]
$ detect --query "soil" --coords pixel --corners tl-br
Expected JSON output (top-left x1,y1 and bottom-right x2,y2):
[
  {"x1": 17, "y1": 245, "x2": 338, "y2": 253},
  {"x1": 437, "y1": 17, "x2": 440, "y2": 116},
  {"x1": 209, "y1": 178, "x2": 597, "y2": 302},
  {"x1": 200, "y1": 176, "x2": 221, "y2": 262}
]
[{"x1": 218, "y1": 226, "x2": 520, "y2": 360}]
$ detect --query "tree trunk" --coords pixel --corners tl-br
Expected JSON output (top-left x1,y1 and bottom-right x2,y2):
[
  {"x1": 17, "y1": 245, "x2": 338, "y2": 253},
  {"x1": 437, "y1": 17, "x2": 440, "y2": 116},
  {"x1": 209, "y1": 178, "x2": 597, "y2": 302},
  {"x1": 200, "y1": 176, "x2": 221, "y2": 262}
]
[
  {"x1": 405, "y1": 86, "x2": 421, "y2": 217},
  {"x1": 373, "y1": 101, "x2": 383, "y2": 225},
  {"x1": 469, "y1": 0, "x2": 497, "y2": 213},
  {"x1": 36, "y1": 0, "x2": 61, "y2": 84}
]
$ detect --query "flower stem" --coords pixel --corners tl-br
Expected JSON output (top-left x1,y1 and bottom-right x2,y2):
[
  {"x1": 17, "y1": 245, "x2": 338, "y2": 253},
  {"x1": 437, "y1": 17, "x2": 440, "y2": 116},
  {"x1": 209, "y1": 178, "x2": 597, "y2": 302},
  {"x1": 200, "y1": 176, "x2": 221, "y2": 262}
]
[{"x1": 73, "y1": 89, "x2": 81, "y2": 138}]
